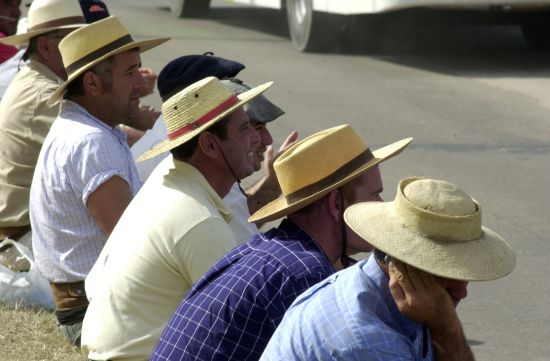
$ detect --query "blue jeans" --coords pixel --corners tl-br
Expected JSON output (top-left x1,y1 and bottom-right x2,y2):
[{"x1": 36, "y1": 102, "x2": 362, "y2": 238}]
[{"x1": 59, "y1": 320, "x2": 83, "y2": 347}]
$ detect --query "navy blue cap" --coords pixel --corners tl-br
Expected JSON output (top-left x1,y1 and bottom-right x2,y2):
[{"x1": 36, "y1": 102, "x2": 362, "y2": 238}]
[
  {"x1": 79, "y1": 0, "x2": 110, "y2": 23},
  {"x1": 157, "y1": 54, "x2": 245, "y2": 101}
]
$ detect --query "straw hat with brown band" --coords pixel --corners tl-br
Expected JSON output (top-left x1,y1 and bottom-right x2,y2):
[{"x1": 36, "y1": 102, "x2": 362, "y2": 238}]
[
  {"x1": 0, "y1": 0, "x2": 86, "y2": 46},
  {"x1": 138, "y1": 76, "x2": 273, "y2": 162},
  {"x1": 249, "y1": 124, "x2": 413, "y2": 224},
  {"x1": 344, "y1": 177, "x2": 516, "y2": 281},
  {"x1": 47, "y1": 16, "x2": 170, "y2": 105}
]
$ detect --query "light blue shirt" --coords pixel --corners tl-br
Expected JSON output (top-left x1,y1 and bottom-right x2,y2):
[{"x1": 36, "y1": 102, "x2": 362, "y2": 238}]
[
  {"x1": 30, "y1": 100, "x2": 142, "y2": 283},
  {"x1": 260, "y1": 256, "x2": 434, "y2": 361}
]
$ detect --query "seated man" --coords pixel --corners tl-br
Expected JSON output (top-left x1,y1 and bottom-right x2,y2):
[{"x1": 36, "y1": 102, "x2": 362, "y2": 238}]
[
  {"x1": 131, "y1": 53, "x2": 297, "y2": 244},
  {"x1": 260, "y1": 177, "x2": 516, "y2": 361},
  {"x1": 29, "y1": 16, "x2": 168, "y2": 346},
  {"x1": 0, "y1": 0, "x2": 21, "y2": 98},
  {"x1": 0, "y1": 0, "x2": 86, "y2": 270},
  {"x1": 81, "y1": 76, "x2": 272, "y2": 361},
  {"x1": 150, "y1": 124, "x2": 412, "y2": 361},
  {"x1": 0, "y1": 0, "x2": 20, "y2": 64}
]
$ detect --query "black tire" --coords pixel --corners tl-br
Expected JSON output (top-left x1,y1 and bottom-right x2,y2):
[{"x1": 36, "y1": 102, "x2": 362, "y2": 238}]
[
  {"x1": 521, "y1": 24, "x2": 550, "y2": 50},
  {"x1": 170, "y1": 0, "x2": 211, "y2": 18},
  {"x1": 286, "y1": 0, "x2": 347, "y2": 52}
]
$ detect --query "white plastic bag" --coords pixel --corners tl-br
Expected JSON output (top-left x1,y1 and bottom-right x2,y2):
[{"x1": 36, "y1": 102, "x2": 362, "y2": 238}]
[{"x1": 0, "y1": 239, "x2": 54, "y2": 309}]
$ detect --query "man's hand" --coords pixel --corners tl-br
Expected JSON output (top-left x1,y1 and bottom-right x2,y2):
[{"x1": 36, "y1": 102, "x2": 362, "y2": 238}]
[
  {"x1": 388, "y1": 259, "x2": 455, "y2": 328},
  {"x1": 263, "y1": 130, "x2": 298, "y2": 179},
  {"x1": 246, "y1": 130, "x2": 298, "y2": 221},
  {"x1": 137, "y1": 67, "x2": 158, "y2": 97},
  {"x1": 388, "y1": 259, "x2": 475, "y2": 361}
]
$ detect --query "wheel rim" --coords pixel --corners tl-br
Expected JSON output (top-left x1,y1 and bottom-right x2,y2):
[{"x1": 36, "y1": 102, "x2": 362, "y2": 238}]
[{"x1": 294, "y1": 0, "x2": 307, "y2": 26}]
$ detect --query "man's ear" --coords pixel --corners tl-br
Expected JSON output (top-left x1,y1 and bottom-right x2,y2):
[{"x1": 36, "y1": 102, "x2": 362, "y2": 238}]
[
  {"x1": 82, "y1": 71, "x2": 102, "y2": 97},
  {"x1": 197, "y1": 132, "x2": 219, "y2": 159},
  {"x1": 36, "y1": 35, "x2": 50, "y2": 59},
  {"x1": 326, "y1": 189, "x2": 343, "y2": 221}
]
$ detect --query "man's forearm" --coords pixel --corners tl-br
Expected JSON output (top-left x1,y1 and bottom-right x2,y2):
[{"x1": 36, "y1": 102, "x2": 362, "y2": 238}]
[{"x1": 431, "y1": 320, "x2": 475, "y2": 361}]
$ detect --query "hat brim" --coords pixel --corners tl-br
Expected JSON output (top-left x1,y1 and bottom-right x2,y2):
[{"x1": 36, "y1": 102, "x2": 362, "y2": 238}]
[
  {"x1": 248, "y1": 137, "x2": 413, "y2": 224},
  {"x1": 0, "y1": 24, "x2": 86, "y2": 46},
  {"x1": 138, "y1": 81, "x2": 274, "y2": 162},
  {"x1": 344, "y1": 201, "x2": 516, "y2": 281},
  {"x1": 47, "y1": 36, "x2": 170, "y2": 105}
]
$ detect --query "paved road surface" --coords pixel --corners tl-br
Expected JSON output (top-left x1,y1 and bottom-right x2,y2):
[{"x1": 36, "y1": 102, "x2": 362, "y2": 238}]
[{"x1": 109, "y1": 1, "x2": 549, "y2": 359}]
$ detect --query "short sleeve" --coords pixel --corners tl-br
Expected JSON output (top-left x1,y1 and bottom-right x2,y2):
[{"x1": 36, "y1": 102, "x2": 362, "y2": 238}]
[{"x1": 68, "y1": 132, "x2": 132, "y2": 205}]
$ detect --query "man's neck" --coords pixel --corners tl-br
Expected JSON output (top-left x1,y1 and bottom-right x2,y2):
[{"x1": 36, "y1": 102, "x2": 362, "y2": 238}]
[
  {"x1": 68, "y1": 96, "x2": 118, "y2": 128},
  {"x1": 288, "y1": 213, "x2": 342, "y2": 266},
  {"x1": 187, "y1": 156, "x2": 235, "y2": 199}
]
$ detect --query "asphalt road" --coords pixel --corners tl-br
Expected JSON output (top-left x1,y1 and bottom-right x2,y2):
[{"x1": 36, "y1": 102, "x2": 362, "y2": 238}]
[{"x1": 109, "y1": 1, "x2": 549, "y2": 359}]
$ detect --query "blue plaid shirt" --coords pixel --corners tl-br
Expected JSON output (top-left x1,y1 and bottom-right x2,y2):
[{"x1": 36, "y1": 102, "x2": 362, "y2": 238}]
[
  {"x1": 259, "y1": 256, "x2": 434, "y2": 361},
  {"x1": 151, "y1": 219, "x2": 335, "y2": 361}
]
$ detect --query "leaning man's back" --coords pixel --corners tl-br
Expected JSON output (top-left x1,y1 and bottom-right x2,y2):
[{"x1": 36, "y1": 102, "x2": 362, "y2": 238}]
[{"x1": 82, "y1": 157, "x2": 237, "y2": 361}]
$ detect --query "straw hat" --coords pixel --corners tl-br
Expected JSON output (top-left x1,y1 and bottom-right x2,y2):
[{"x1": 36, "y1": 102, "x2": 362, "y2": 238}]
[
  {"x1": 48, "y1": 16, "x2": 169, "y2": 104},
  {"x1": 344, "y1": 177, "x2": 516, "y2": 281},
  {"x1": 0, "y1": 0, "x2": 86, "y2": 46},
  {"x1": 249, "y1": 124, "x2": 413, "y2": 223},
  {"x1": 138, "y1": 76, "x2": 273, "y2": 161}
]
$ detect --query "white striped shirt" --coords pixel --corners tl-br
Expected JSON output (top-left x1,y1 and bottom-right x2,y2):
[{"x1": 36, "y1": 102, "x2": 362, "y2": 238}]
[{"x1": 30, "y1": 100, "x2": 142, "y2": 283}]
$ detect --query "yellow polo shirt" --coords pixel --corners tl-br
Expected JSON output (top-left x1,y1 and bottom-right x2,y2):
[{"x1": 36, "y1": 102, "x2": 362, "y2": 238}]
[{"x1": 82, "y1": 157, "x2": 236, "y2": 361}]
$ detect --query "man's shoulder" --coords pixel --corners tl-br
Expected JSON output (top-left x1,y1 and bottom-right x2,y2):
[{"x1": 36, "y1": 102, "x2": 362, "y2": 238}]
[{"x1": 257, "y1": 232, "x2": 333, "y2": 274}]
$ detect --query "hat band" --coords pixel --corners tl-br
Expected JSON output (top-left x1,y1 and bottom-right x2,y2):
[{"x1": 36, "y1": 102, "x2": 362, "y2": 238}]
[
  {"x1": 395, "y1": 178, "x2": 483, "y2": 242},
  {"x1": 167, "y1": 95, "x2": 239, "y2": 141},
  {"x1": 65, "y1": 34, "x2": 134, "y2": 76},
  {"x1": 285, "y1": 149, "x2": 374, "y2": 204},
  {"x1": 29, "y1": 16, "x2": 85, "y2": 31}
]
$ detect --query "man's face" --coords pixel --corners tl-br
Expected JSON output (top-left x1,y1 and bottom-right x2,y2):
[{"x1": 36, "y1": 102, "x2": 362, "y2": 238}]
[
  {"x1": 100, "y1": 50, "x2": 144, "y2": 125},
  {"x1": 342, "y1": 166, "x2": 384, "y2": 254},
  {"x1": 0, "y1": 0, "x2": 20, "y2": 36},
  {"x1": 250, "y1": 120, "x2": 273, "y2": 171},
  {"x1": 216, "y1": 107, "x2": 260, "y2": 180},
  {"x1": 435, "y1": 277, "x2": 468, "y2": 308},
  {"x1": 43, "y1": 29, "x2": 73, "y2": 79}
]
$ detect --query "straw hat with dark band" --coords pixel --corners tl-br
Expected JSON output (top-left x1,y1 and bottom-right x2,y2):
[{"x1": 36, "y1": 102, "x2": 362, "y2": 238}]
[
  {"x1": 248, "y1": 124, "x2": 413, "y2": 224},
  {"x1": 344, "y1": 177, "x2": 516, "y2": 281},
  {"x1": 0, "y1": 0, "x2": 86, "y2": 46},
  {"x1": 48, "y1": 16, "x2": 170, "y2": 104},
  {"x1": 138, "y1": 76, "x2": 273, "y2": 161}
]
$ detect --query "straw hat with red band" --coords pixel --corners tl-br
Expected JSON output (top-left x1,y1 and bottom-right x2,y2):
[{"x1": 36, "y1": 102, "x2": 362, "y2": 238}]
[
  {"x1": 47, "y1": 16, "x2": 169, "y2": 105},
  {"x1": 138, "y1": 76, "x2": 274, "y2": 161},
  {"x1": 0, "y1": 0, "x2": 86, "y2": 46},
  {"x1": 248, "y1": 124, "x2": 413, "y2": 224}
]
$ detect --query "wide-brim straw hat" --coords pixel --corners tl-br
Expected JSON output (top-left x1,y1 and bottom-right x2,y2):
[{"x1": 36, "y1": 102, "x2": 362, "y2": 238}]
[
  {"x1": 138, "y1": 76, "x2": 273, "y2": 161},
  {"x1": 249, "y1": 124, "x2": 413, "y2": 223},
  {"x1": 344, "y1": 177, "x2": 516, "y2": 281},
  {"x1": 48, "y1": 16, "x2": 169, "y2": 104},
  {"x1": 0, "y1": 0, "x2": 86, "y2": 46}
]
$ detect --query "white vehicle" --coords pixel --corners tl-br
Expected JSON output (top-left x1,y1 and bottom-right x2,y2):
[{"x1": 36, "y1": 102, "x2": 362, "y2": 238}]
[{"x1": 170, "y1": 0, "x2": 550, "y2": 51}]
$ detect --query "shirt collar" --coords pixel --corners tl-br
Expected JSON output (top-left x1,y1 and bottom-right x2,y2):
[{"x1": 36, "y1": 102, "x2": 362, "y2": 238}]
[
  {"x1": 28, "y1": 58, "x2": 63, "y2": 83},
  {"x1": 172, "y1": 159, "x2": 233, "y2": 224}
]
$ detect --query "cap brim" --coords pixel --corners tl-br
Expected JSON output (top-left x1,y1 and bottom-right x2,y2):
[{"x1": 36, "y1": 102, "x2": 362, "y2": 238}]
[
  {"x1": 344, "y1": 201, "x2": 516, "y2": 281},
  {"x1": 0, "y1": 23, "x2": 86, "y2": 46},
  {"x1": 47, "y1": 36, "x2": 170, "y2": 105},
  {"x1": 248, "y1": 137, "x2": 413, "y2": 224},
  {"x1": 138, "y1": 81, "x2": 274, "y2": 162}
]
